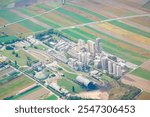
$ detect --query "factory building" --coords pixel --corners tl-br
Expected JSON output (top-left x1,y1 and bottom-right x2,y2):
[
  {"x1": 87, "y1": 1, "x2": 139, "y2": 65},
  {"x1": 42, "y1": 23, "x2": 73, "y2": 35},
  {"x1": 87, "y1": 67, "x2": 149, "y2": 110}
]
[
  {"x1": 112, "y1": 63, "x2": 122, "y2": 78},
  {"x1": 94, "y1": 59, "x2": 101, "y2": 69},
  {"x1": 108, "y1": 60, "x2": 113, "y2": 74},
  {"x1": 76, "y1": 76, "x2": 96, "y2": 89},
  {"x1": 76, "y1": 61, "x2": 84, "y2": 71},
  {"x1": 78, "y1": 52, "x2": 88, "y2": 65},
  {"x1": 113, "y1": 63, "x2": 117, "y2": 76},
  {"x1": 101, "y1": 56, "x2": 108, "y2": 72},
  {"x1": 116, "y1": 65, "x2": 122, "y2": 77},
  {"x1": 87, "y1": 40, "x2": 96, "y2": 56}
]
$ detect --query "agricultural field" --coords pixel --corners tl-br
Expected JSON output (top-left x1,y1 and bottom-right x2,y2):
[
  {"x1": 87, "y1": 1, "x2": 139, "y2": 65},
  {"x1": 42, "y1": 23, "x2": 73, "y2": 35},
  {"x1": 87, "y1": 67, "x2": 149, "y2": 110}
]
[
  {"x1": 57, "y1": 78, "x2": 83, "y2": 93},
  {"x1": 0, "y1": 35, "x2": 19, "y2": 44},
  {"x1": 44, "y1": 94, "x2": 58, "y2": 100},
  {"x1": 136, "y1": 91, "x2": 150, "y2": 100},
  {"x1": 0, "y1": 74, "x2": 35, "y2": 99},
  {"x1": 121, "y1": 74, "x2": 150, "y2": 93},
  {"x1": 131, "y1": 67, "x2": 150, "y2": 80},
  {"x1": 18, "y1": 86, "x2": 54, "y2": 100}
]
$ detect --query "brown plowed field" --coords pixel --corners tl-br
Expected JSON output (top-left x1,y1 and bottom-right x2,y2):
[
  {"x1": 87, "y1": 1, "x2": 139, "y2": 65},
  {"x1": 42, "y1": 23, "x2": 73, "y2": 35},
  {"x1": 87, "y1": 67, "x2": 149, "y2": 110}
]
[
  {"x1": 20, "y1": 87, "x2": 50, "y2": 100},
  {"x1": 121, "y1": 74, "x2": 150, "y2": 93}
]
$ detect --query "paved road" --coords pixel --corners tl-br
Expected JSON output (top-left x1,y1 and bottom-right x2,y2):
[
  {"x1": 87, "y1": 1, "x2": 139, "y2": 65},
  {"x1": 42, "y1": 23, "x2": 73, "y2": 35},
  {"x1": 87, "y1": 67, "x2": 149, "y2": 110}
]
[{"x1": 58, "y1": 14, "x2": 150, "y2": 30}]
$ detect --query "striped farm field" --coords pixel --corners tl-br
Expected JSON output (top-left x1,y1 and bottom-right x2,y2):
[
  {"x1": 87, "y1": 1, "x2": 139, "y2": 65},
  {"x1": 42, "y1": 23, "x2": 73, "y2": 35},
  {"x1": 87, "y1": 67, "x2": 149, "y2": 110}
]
[
  {"x1": 0, "y1": 75, "x2": 35, "y2": 99},
  {"x1": 44, "y1": 12, "x2": 74, "y2": 26},
  {"x1": 18, "y1": 20, "x2": 45, "y2": 32},
  {"x1": 56, "y1": 7, "x2": 92, "y2": 23},
  {"x1": 131, "y1": 67, "x2": 150, "y2": 80},
  {"x1": 0, "y1": 10, "x2": 23, "y2": 22},
  {"x1": 0, "y1": 10, "x2": 45, "y2": 32},
  {"x1": 81, "y1": 26, "x2": 150, "y2": 56},
  {"x1": 66, "y1": 3, "x2": 107, "y2": 20},
  {"x1": 97, "y1": 22, "x2": 150, "y2": 45},
  {"x1": 17, "y1": 8, "x2": 61, "y2": 28},
  {"x1": 36, "y1": 4, "x2": 52, "y2": 11},
  {"x1": 63, "y1": 5, "x2": 100, "y2": 21},
  {"x1": 109, "y1": 21, "x2": 150, "y2": 38},
  {"x1": 129, "y1": 16, "x2": 150, "y2": 28},
  {"x1": 33, "y1": 4, "x2": 79, "y2": 25},
  {"x1": 66, "y1": 3, "x2": 149, "y2": 37}
]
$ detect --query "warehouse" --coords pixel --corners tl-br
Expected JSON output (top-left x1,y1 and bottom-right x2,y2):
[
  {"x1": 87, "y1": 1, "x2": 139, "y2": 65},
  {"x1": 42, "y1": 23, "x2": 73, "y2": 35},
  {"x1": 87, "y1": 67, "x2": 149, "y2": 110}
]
[{"x1": 76, "y1": 76, "x2": 96, "y2": 89}]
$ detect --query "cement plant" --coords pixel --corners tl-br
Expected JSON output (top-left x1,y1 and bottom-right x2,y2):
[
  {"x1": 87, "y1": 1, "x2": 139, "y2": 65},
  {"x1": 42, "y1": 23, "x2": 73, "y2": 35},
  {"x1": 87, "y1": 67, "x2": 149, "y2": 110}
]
[{"x1": 0, "y1": 0, "x2": 150, "y2": 100}]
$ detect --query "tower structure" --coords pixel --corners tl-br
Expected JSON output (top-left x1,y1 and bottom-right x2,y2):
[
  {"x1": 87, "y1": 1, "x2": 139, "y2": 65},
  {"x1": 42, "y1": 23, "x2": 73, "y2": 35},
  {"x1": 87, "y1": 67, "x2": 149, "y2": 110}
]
[{"x1": 95, "y1": 38, "x2": 102, "y2": 53}]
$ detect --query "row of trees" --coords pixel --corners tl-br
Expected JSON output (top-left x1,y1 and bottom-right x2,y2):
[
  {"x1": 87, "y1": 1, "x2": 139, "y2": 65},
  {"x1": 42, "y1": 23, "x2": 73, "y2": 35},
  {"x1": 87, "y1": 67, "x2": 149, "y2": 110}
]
[{"x1": 35, "y1": 29, "x2": 67, "y2": 40}]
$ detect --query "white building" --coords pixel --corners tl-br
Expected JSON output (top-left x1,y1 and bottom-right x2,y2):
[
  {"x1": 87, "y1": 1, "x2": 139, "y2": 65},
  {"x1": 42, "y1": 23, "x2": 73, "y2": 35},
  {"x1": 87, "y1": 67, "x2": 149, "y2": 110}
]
[
  {"x1": 113, "y1": 63, "x2": 117, "y2": 76},
  {"x1": 87, "y1": 40, "x2": 95, "y2": 56},
  {"x1": 94, "y1": 59, "x2": 101, "y2": 69},
  {"x1": 108, "y1": 60, "x2": 113, "y2": 74},
  {"x1": 78, "y1": 52, "x2": 88, "y2": 65},
  {"x1": 95, "y1": 38, "x2": 102, "y2": 53},
  {"x1": 101, "y1": 56, "x2": 108, "y2": 72},
  {"x1": 116, "y1": 65, "x2": 122, "y2": 77}
]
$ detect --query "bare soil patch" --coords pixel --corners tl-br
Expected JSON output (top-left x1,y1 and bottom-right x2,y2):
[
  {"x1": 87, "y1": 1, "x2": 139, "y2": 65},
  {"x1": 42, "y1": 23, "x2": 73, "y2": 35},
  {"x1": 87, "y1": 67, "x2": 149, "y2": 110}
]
[{"x1": 76, "y1": 90, "x2": 109, "y2": 100}]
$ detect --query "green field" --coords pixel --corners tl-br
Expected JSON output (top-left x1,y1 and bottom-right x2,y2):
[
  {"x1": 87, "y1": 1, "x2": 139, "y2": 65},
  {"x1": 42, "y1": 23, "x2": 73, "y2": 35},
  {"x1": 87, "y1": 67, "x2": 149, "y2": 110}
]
[
  {"x1": 19, "y1": 20, "x2": 45, "y2": 32},
  {"x1": 1, "y1": 50, "x2": 38, "y2": 66},
  {"x1": 0, "y1": 10, "x2": 23, "y2": 22},
  {"x1": 18, "y1": 8, "x2": 61, "y2": 28},
  {"x1": 101, "y1": 74, "x2": 114, "y2": 82},
  {"x1": 0, "y1": 35, "x2": 18, "y2": 44},
  {"x1": 0, "y1": 10, "x2": 45, "y2": 32},
  {"x1": 45, "y1": 95, "x2": 58, "y2": 100},
  {"x1": 131, "y1": 67, "x2": 150, "y2": 80},
  {"x1": 0, "y1": 75, "x2": 34, "y2": 99},
  {"x1": 0, "y1": 71, "x2": 20, "y2": 84},
  {"x1": 63, "y1": 71, "x2": 77, "y2": 80},
  {"x1": 58, "y1": 78, "x2": 83, "y2": 93},
  {"x1": 56, "y1": 8, "x2": 92, "y2": 23}
]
